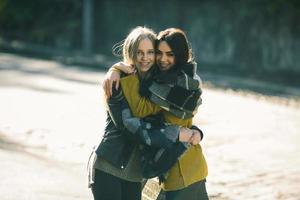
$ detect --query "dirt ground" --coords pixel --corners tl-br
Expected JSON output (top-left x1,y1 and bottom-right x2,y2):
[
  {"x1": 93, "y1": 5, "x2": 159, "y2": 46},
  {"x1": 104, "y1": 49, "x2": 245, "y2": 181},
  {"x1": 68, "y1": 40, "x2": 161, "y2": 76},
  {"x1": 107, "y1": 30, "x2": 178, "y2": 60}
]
[{"x1": 0, "y1": 53, "x2": 299, "y2": 200}]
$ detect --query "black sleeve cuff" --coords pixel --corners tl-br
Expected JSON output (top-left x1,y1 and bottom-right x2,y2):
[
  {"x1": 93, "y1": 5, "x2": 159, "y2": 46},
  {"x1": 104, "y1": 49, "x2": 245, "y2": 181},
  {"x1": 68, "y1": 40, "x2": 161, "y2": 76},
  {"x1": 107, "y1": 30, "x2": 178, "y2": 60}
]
[{"x1": 190, "y1": 125, "x2": 204, "y2": 140}]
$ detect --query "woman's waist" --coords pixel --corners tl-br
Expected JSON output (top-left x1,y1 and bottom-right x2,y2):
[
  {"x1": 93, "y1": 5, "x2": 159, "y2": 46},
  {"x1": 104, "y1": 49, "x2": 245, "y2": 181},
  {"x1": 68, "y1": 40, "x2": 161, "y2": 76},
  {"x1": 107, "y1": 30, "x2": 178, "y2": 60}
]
[{"x1": 162, "y1": 144, "x2": 208, "y2": 190}]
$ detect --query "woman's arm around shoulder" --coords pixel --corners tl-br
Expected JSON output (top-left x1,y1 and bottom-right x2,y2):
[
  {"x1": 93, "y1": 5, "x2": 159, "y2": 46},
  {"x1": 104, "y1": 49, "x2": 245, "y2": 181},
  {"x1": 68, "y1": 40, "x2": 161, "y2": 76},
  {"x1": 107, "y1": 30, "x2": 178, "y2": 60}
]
[{"x1": 120, "y1": 75, "x2": 161, "y2": 117}]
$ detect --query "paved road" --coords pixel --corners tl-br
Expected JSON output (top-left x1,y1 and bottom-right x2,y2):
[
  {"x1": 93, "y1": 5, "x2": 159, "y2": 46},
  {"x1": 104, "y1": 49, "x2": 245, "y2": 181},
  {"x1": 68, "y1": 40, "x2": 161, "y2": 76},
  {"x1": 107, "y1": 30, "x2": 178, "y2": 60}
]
[
  {"x1": 0, "y1": 53, "x2": 299, "y2": 200},
  {"x1": 0, "y1": 142, "x2": 91, "y2": 200}
]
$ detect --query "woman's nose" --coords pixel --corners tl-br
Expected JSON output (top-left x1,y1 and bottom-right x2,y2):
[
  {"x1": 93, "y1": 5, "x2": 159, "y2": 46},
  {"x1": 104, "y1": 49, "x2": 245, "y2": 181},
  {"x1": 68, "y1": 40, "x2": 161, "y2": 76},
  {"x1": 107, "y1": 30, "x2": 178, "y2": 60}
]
[
  {"x1": 160, "y1": 53, "x2": 167, "y2": 62},
  {"x1": 141, "y1": 54, "x2": 147, "y2": 60}
]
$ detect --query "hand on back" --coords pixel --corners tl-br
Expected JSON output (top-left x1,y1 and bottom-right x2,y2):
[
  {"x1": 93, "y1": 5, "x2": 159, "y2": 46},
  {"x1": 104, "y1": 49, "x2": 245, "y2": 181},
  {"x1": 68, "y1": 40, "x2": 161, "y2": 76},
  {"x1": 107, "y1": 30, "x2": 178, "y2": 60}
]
[{"x1": 102, "y1": 62, "x2": 135, "y2": 98}]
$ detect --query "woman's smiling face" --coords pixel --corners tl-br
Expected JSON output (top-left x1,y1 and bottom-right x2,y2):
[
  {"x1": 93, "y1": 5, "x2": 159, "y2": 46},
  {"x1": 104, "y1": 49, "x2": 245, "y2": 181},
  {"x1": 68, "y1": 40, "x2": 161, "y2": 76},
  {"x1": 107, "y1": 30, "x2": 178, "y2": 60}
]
[
  {"x1": 156, "y1": 41, "x2": 175, "y2": 71},
  {"x1": 135, "y1": 38, "x2": 155, "y2": 75}
]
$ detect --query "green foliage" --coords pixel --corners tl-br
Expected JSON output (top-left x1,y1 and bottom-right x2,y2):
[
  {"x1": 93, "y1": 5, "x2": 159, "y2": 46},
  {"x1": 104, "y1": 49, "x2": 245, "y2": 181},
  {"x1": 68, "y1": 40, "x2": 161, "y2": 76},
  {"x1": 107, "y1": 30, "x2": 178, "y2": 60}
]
[{"x1": 0, "y1": 0, "x2": 82, "y2": 49}]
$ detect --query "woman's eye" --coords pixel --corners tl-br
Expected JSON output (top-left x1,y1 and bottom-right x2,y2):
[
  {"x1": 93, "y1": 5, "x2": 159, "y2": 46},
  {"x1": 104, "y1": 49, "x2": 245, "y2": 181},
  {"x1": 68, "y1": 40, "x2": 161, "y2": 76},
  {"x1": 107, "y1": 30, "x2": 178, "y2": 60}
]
[
  {"x1": 167, "y1": 53, "x2": 174, "y2": 57},
  {"x1": 148, "y1": 50, "x2": 155, "y2": 55}
]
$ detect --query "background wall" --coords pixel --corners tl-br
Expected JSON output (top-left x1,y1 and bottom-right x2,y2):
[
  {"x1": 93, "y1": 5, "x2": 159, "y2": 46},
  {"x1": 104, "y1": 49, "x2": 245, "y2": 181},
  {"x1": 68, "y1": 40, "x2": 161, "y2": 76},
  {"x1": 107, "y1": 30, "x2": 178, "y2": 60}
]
[{"x1": 0, "y1": 0, "x2": 299, "y2": 85}]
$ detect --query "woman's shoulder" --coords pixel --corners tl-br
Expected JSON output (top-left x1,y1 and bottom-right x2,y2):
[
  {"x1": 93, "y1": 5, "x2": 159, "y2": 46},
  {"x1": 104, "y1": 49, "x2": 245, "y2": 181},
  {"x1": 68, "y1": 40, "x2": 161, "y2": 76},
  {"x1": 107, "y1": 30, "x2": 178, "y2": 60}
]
[{"x1": 120, "y1": 74, "x2": 139, "y2": 84}]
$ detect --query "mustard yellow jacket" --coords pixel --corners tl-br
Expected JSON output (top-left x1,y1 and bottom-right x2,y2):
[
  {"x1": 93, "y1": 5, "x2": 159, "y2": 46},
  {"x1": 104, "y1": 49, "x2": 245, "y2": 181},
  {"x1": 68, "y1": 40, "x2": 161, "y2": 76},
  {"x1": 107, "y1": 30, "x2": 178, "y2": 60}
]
[{"x1": 121, "y1": 75, "x2": 208, "y2": 191}]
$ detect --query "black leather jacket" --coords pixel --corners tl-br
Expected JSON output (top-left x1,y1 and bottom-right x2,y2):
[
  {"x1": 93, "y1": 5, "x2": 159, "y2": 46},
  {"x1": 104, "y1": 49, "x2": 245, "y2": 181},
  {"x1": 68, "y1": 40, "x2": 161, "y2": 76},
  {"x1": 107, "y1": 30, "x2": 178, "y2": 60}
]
[
  {"x1": 94, "y1": 88, "x2": 204, "y2": 177},
  {"x1": 95, "y1": 92, "x2": 137, "y2": 169}
]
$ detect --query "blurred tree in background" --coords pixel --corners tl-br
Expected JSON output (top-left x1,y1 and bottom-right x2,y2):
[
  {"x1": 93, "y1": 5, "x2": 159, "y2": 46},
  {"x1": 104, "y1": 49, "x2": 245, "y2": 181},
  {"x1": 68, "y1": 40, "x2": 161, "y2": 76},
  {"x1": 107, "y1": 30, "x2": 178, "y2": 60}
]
[
  {"x1": 0, "y1": 0, "x2": 82, "y2": 49},
  {"x1": 0, "y1": 0, "x2": 299, "y2": 85}
]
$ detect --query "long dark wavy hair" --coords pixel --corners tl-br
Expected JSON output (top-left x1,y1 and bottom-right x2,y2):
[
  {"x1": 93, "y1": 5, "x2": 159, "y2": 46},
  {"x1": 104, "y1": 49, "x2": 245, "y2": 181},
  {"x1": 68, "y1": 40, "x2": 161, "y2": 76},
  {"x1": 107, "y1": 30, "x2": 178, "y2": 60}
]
[{"x1": 156, "y1": 28, "x2": 194, "y2": 72}]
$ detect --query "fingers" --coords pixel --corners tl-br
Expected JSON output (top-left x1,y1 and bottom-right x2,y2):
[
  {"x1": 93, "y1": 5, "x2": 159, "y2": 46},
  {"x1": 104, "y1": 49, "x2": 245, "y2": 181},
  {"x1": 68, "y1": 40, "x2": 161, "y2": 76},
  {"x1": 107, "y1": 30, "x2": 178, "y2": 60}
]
[
  {"x1": 102, "y1": 78, "x2": 111, "y2": 98},
  {"x1": 179, "y1": 128, "x2": 201, "y2": 145},
  {"x1": 106, "y1": 79, "x2": 112, "y2": 98},
  {"x1": 102, "y1": 84, "x2": 107, "y2": 98},
  {"x1": 124, "y1": 65, "x2": 134, "y2": 74},
  {"x1": 179, "y1": 127, "x2": 193, "y2": 142},
  {"x1": 108, "y1": 80, "x2": 112, "y2": 98},
  {"x1": 189, "y1": 131, "x2": 200, "y2": 145},
  {"x1": 115, "y1": 79, "x2": 120, "y2": 90},
  {"x1": 188, "y1": 133, "x2": 194, "y2": 143},
  {"x1": 129, "y1": 65, "x2": 135, "y2": 74},
  {"x1": 105, "y1": 81, "x2": 110, "y2": 98},
  {"x1": 112, "y1": 72, "x2": 120, "y2": 91}
]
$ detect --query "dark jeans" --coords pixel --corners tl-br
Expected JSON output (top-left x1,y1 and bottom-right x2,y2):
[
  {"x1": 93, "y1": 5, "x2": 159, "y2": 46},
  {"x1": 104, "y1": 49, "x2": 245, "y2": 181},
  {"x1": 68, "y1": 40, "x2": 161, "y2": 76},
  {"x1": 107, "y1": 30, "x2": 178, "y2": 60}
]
[
  {"x1": 157, "y1": 179, "x2": 209, "y2": 200},
  {"x1": 91, "y1": 169, "x2": 142, "y2": 200}
]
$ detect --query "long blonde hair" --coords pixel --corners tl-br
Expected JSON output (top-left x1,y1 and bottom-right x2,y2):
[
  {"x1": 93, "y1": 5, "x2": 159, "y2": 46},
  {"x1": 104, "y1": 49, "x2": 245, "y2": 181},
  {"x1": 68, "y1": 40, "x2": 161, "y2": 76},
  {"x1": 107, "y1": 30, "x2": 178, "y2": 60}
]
[{"x1": 113, "y1": 26, "x2": 156, "y2": 66}]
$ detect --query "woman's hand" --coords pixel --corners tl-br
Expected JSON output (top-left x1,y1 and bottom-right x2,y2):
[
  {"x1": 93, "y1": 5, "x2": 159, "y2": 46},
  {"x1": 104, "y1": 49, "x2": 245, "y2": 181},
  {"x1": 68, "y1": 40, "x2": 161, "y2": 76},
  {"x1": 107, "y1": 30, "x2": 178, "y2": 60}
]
[
  {"x1": 179, "y1": 127, "x2": 202, "y2": 145},
  {"x1": 102, "y1": 62, "x2": 136, "y2": 98},
  {"x1": 113, "y1": 62, "x2": 136, "y2": 74},
  {"x1": 102, "y1": 70, "x2": 120, "y2": 98},
  {"x1": 188, "y1": 130, "x2": 201, "y2": 145},
  {"x1": 179, "y1": 127, "x2": 193, "y2": 142}
]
